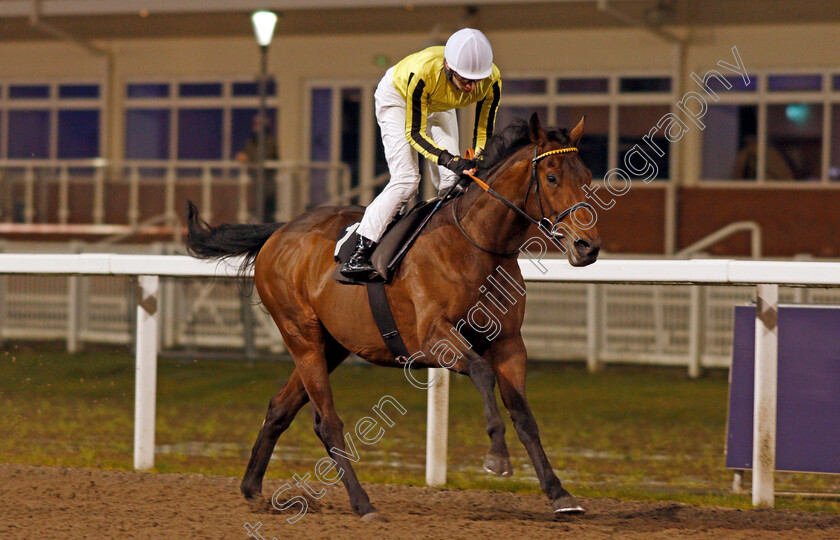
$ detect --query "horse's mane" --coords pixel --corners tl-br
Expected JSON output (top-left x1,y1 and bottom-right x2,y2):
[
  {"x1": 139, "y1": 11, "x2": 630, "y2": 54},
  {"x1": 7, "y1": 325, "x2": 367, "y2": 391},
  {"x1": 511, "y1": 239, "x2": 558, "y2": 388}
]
[{"x1": 475, "y1": 119, "x2": 572, "y2": 178}]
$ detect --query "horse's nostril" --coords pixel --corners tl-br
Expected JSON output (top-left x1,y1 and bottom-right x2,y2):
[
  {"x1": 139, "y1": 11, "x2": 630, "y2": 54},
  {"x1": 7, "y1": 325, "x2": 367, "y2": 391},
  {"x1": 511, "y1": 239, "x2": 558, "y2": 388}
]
[{"x1": 574, "y1": 239, "x2": 591, "y2": 256}]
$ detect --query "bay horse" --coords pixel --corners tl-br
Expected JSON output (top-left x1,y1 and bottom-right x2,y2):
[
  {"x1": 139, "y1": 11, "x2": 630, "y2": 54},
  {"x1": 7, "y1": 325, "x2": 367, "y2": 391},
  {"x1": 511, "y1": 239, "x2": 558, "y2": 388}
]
[{"x1": 186, "y1": 113, "x2": 601, "y2": 520}]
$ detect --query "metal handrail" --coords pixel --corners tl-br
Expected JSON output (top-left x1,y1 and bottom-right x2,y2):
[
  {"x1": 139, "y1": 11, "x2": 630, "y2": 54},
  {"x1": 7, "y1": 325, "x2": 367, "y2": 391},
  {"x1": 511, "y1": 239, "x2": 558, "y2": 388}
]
[
  {"x1": 675, "y1": 221, "x2": 763, "y2": 259},
  {"x1": 0, "y1": 159, "x2": 352, "y2": 229}
]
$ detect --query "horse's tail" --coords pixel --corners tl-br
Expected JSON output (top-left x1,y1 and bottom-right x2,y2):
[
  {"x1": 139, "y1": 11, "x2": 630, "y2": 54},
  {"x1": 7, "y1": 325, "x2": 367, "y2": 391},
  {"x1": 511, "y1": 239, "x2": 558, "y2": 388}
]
[{"x1": 185, "y1": 200, "x2": 282, "y2": 277}]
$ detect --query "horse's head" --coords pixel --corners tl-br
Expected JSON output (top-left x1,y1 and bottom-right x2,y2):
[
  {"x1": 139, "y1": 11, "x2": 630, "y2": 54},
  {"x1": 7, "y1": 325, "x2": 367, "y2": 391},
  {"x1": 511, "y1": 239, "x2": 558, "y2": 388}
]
[{"x1": 522, "y1": 113, "x2": 601, "y2": 266}]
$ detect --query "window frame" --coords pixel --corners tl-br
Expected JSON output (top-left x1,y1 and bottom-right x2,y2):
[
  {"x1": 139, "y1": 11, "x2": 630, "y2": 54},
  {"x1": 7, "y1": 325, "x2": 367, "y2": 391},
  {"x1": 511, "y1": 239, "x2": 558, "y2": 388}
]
[
  {"x1": 0, "y1": 78, "x2": 105, "y2": 161},
  {"x1": 123, "y1": 77, "x2": 280, "y2": 162},
  {"x1": 497, "y1": 70, "x2": 678, "y2": 181},
  {"x1": 700, "y1": 68, "x2": 838, "y2": 185}
]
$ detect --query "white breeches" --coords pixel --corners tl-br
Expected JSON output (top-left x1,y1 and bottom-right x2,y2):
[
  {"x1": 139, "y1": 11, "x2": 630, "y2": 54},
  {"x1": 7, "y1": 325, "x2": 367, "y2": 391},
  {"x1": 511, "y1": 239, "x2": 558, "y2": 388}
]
[{"x1": 356, "y1": 67, "x2": 460, "y2": 243}]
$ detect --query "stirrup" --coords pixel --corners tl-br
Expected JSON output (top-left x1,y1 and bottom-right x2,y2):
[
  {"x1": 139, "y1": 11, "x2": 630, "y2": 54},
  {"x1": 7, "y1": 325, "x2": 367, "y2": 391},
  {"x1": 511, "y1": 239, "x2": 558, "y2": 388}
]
[{"x1": 340, "y1": 258, "x2": 375, "y2": 278}]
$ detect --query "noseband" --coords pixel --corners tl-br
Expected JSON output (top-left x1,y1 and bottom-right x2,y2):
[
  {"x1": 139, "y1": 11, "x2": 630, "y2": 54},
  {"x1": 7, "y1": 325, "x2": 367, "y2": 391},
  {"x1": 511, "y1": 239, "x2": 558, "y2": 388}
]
[{"x1": 453, "y1": 145, "x2": 594, "y2": 256}]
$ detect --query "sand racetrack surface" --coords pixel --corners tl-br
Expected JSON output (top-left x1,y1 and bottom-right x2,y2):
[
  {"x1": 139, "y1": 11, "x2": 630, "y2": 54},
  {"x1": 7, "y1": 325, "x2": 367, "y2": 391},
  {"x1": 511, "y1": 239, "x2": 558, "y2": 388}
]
[{"x1": 1, "y1": 464, "x2": 839, "y2": 539}]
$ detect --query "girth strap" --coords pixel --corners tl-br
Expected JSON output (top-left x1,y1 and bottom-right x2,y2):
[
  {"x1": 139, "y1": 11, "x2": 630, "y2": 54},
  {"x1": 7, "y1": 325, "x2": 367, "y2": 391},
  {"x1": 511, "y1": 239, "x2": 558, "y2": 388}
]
[{"x1": 365, "y1": 281, "x2": 411, "y2": 361}]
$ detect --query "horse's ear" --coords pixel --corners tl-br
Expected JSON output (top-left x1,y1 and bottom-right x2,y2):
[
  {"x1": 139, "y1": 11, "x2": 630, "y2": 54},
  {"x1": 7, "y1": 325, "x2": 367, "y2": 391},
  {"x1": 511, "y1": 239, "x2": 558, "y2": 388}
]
[
  {"x1": 569, "y1": 115, "x2": 586, "y2": 146},
  {"x1": 528, "y1": 112, "x2": 547, "y2": 143}
]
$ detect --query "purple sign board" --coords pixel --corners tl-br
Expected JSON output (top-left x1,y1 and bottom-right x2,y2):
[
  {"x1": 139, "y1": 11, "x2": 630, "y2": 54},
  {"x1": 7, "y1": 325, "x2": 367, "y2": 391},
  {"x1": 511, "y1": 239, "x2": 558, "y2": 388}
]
[{"x1": 726, "y1": 304, "x2": 840, "y2": 474}]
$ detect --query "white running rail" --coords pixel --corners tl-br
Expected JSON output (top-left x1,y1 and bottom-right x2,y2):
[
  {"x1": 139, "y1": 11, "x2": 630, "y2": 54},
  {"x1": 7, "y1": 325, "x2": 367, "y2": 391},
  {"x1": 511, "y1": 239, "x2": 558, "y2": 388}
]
[{"x1": 4, "y1": 254, "x2": 840, "y2": 508}]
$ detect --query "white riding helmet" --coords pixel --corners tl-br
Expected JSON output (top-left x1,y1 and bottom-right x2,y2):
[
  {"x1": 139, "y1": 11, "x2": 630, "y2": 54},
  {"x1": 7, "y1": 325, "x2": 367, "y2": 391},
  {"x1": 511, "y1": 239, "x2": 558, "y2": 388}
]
[{"x1": 444, "y1": 28, "x2": 493, "y2": 80}]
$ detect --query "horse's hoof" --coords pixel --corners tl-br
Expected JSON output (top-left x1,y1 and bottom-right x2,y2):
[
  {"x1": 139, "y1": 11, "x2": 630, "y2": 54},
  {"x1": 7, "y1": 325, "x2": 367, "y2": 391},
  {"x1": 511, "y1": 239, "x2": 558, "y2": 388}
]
[
  {"x1": 240, "y1": 483, "x2": 262, "y2": 500},
  {"x1": 483, "y1": 454, "x2": 513, "y2": 477},
  {"x1": 552, "y1": 495, "x2": 585, "y2": 515},
  {"x1": 360, "y1": 512, "x2": 389, "y2": 523}
]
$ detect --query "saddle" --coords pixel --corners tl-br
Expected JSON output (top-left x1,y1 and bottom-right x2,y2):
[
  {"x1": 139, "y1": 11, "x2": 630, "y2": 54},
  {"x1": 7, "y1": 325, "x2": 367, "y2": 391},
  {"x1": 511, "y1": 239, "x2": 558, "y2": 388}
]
[
  {"x1": 332, "y1": 176, "x2": 469, "y2": 362},
  {"x1": 332, "y1": 198, "x2": 439, "y2": 285}
]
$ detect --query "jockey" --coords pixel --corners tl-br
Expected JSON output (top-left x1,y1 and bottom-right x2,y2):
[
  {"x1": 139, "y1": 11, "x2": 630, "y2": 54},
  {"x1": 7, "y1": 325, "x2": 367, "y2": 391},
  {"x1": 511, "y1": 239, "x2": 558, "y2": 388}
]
[{"x1": 340, "y1": 28, "x2": 502, "y2": 278}]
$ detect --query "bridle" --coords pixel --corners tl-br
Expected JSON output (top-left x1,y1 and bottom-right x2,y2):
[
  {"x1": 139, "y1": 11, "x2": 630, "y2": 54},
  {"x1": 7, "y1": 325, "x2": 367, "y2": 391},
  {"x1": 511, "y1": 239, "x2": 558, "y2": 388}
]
[{"x1": 452, "y1": 145, "x2": 594, "y2": 256}]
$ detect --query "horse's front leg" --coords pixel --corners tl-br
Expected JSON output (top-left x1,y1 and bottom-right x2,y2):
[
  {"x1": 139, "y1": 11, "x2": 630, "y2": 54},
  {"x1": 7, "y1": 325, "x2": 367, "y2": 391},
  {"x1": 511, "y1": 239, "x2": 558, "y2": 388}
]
[
  {"x1": 488, "y1": 335, "x2": 585, "y2": 515},
  {"x1": 421, "y1": 321, "x2": 512, "y2": 476}
]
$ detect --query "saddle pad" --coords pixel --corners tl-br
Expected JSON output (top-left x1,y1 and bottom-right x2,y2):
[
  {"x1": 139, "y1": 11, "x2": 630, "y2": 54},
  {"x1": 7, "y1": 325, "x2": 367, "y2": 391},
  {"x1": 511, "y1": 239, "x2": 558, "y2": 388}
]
[{"x1": 334, "y1": 221, "x2": 360, "y2": 261}]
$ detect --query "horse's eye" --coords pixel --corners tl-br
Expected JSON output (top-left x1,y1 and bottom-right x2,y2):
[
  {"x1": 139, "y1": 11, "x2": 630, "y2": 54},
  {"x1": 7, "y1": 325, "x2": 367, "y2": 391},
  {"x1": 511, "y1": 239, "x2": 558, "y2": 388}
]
[{"x1": 547, "y1": 173, "x2": 558, "y2": 185}]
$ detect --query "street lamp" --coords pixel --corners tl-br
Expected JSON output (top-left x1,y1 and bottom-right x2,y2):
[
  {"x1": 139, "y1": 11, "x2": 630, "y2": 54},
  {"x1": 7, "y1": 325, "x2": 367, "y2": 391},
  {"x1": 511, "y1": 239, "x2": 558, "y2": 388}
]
[{"x1": 250, "y1": 10, "x2": 278, "y2": 223}]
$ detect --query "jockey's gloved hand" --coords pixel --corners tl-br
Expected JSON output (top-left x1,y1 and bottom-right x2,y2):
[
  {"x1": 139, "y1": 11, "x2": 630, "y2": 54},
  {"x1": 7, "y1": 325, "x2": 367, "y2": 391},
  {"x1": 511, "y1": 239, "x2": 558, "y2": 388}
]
[{"x1": 439, "y1": 151, "x2": 477, "y2": 176}]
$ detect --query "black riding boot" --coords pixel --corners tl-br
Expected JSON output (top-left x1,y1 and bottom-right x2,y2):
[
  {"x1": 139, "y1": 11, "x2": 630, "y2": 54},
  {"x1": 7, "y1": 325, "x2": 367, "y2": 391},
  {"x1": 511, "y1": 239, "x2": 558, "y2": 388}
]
[{"x1": 340, "y1": 236, "x2": 378, "y2": 278}]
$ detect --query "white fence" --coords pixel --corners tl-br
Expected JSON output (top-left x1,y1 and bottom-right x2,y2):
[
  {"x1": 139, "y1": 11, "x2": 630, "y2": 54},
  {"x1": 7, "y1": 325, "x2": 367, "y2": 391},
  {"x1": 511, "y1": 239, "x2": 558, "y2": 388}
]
[
  {"x1": 3, "y1": 254, "x2": 840, "y2": 507},
  {"x1": 3, "y1": 242, "x2": 840, "y2": 376}
]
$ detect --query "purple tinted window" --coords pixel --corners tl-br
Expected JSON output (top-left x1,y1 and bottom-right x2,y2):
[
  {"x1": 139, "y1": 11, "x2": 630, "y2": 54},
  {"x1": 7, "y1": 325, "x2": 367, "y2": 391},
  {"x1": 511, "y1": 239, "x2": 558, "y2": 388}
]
[
  {"x1": 496, "y1": 106, "x2": 548, "y2": 131},
  {"x1": 691, "y1": 73, "x2": 755, "y2": 94},
  {"x1": 9, "y1": 85, "x2": 50, "y2": 99},
  {"x1": 833, "y1": 75, "x2": 840, "y2": 91},
  {"x1": 232, "y1": 80, "x2": 277, "y2": 97},
  {"x1": 557, "y1": 77, "x2": 609, "y2": 94},
  {"x1": 768, "y1": 74, "x2": 822, "y2": 92},
  {"x1": 310, "y1": 88, "x2": 332, "y2": 162},
  {"x1": 504, "y1": 79, "x2": 546, "y2": 94},
  {"x1": 8, "y1": 110, "x2": 50, "y2": 158},
  {"x1": 127, "y1": 83, "x2": 169, "y2": 98},
  {"x1": 620, "y1": 77, "x2": 671, "y2": 93},
  {"x1": 58, "y1": 110, "x2": 100, "y2": 158},
  {"x1": 126, "y1": 109, "x2": 170, "y2": 159},
  {"x1": 178, "y1": 108, "x2": 223, "y2": 159},
  {"x1": 179, "y1": 82, "x2": 223, "y2": 98},
  {"x1": 59, "y1": 84, "x2": 100, "y2": 99}
]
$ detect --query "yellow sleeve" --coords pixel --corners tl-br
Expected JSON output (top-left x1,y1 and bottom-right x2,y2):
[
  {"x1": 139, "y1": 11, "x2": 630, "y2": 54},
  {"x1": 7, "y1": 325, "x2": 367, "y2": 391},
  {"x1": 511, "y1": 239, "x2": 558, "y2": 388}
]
[
  {"x1": 404, "y1": 74, "x2": 448, "y2": 163},
  {"x1": 472, "y1": 79, "x2": 502, "y2": 153}
]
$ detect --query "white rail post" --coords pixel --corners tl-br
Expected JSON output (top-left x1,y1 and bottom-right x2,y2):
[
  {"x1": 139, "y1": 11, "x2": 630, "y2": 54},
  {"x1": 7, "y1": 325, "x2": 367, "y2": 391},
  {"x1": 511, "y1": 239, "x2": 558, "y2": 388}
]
[
  {"x1": 134, "y1": 275, "x2": 159, "y2": 471},
  {"x1": 752, "y1": 283, "x2": 778, "y2": 507},
  {"x1": 426, "y1": 368, "x2": 449, "y2": 486},
  {"x1": 586, "y1": 283, "x2": 602, "y2": 372},
  {"x1": 688, "y1": 286, "x2": 706, "y2": 379},
  {"x1": 67, "y1": 275, "x2": 81, "y2": 353}
]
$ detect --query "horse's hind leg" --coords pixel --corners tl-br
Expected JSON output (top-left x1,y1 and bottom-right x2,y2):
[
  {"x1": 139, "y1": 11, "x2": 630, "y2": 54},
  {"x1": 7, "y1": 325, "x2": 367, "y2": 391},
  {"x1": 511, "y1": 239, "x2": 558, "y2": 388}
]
[
  {"x1": 286, "y1": 326, "x2": 379, "y2": 519},
  {"x1": 241, "y1": 339, "x2": 349, "y2": 499},
  {"x1": 241, "y1": 368, "x2": 309, "y2": 499}
]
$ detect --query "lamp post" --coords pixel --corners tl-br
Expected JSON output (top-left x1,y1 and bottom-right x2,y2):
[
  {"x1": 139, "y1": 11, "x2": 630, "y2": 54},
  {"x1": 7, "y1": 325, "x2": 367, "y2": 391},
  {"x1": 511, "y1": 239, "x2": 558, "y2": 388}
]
[{"x1": 250, "y1": 10, "x2": 278, "y2": 223}]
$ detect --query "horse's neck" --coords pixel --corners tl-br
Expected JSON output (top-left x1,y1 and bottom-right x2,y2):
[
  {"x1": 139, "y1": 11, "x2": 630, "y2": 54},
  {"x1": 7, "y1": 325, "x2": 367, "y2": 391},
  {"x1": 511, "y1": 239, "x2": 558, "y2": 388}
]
[{"x1": 457, "y1": 157, "x2": 533, "y2": 255}]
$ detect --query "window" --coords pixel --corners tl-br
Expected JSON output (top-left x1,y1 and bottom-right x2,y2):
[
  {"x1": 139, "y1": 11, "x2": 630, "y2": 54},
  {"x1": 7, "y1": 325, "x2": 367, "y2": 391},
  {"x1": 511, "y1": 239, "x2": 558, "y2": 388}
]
[
  {"x1": 703, "y1": 105, "x2": 757, "y2": 180},
  {"x1": 619, "y1": 105, "x2": 670, "y2": 180},
  {"x1": 496, "y1": 106, "x2": 548, "y2": 133},
  {"x1": 831, "y1": 104, "x2": 840, "y2": 181},
  {"x1": 767, "y1": 103, "x2": 822, "y2": 180},
  {"x1": 8, "y1": 110, "x2": 49, "y2": 158},
  {"x1": 58, "y1": 110, "x2": 100, "y2": 159},
  {"x1": 1, "y1": 81, "x2": 102, "y2": 160},
  {"x1": 556, "y1": 106, "x2": 608, "y2": 179},
  {"x1": 309, "y1": 88, "x2": 333, "y2": 205},
  {"x1": 124, "y1": 79, "x2": 279, "y2": 162},
  {"x1": 125, "y1": 109, "x2": 170, "y2": 159},
  {"x1": 505, "y1": 79, "x2": 546, "y2": 95},
  {"x1": 620, "y1": 77, "x2": 671, "y2": 93},
  {"x1": 557, "y1": 77, "x2": 609, "y2": 94}
]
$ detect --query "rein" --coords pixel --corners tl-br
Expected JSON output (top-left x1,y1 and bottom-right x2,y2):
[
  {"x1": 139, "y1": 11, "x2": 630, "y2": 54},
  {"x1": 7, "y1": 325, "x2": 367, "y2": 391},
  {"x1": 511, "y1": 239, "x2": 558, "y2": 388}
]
[{"x1": 452, "y1": 145, "x2": 593, "y2": 256}]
